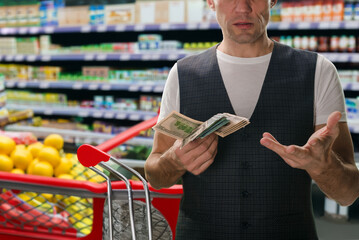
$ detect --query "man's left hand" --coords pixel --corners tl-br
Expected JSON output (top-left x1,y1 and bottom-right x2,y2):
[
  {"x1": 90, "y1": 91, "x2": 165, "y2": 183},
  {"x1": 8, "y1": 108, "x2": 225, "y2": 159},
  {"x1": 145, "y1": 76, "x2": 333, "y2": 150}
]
[{"x1": 260, "y1": 111, "x2": 342, "y2": 175}]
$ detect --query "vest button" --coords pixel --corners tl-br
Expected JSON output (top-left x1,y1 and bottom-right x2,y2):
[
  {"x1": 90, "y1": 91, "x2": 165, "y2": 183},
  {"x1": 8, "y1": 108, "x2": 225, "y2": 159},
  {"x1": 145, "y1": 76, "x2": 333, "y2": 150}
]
[
  {"x1": 241, "y1": 221, "x2": 250, "y2": 230},
  {"x1": 241, "y1": 190, "x2": 250, "y2": 198},
  {"x1": 241, "y1": 161, "x2": 250, "y2": 169}
]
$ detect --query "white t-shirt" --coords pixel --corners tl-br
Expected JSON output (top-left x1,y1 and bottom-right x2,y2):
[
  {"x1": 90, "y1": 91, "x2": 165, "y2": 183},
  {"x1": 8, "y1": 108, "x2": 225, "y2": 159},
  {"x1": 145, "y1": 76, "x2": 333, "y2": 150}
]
[{"x1": 158, "y1": 50, "x2": 347, "y2": 126}]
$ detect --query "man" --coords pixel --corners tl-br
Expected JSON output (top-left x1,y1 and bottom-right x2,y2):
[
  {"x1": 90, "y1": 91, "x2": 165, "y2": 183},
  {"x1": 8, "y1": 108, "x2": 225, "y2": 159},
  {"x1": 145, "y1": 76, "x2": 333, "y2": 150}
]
[{"x1": 145, "y1": 0, "x2": 359, "y2": 239}]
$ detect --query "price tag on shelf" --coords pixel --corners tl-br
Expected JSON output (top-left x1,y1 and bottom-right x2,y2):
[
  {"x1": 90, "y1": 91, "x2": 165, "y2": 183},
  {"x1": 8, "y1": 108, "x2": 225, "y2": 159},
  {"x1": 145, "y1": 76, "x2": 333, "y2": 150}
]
[
  {"x1": 338, "y1": 54, "x2": 349, "y2": 62},
  {"x1": 141, "y1": 85, "x2": 152, "y2": 92},
  {"x1": 159, "y1": 23, "x2": 170, "y2": 30},
  {"x1": 115, "y1": 24, "x2": 126, "y2": 32},
  {"x1": 278, "y1": 22, "x2": 290, "y2": 30},
  {"x1": 96, "y1": 25, "x2": 107, "y2": 32},
  {"x1": 39, "y1": 82, "x2": 50, "y2": 89},
  {"x1": 14, "y1": 55, "x2": 24, "y2": 61},
  {"x1": 330, "y1": 22, "x2": 340, "y2": 29},
  {"x1": 141, "y1": 54, "x2": 151, "y2": 60},
  {"x1": 151, "y1": 54, "x2": 161, "y2": 60},
  {"x1": 129, "y1": 114, "x2": 141, "y2": 121},
  {"x1": 44, "y1": 109, "x2": 53, "y2": 115},
  {"x1": 352, "y1": 54, "x2": 359, "y2": 63},
  {"x1": 29, "y1": 27, "x2": 40, "y2": 34},
  {"x1": 84, "y1": 54, "x2": 95, "y2": 61},
  {"x1": 116, "y1": 113, "x2": 127, "y2": 119},
  {"x1": 41, "y1": 55, "x2": 51, "y2": 61},
  {"x1": 17, "y1": 82, "x2": 27, "y2": 88},
  {"x1": 350, "y1": 83, "x2": 359, "y2": 91},
  {"x1": 101, "y1": 84, "x2": 111, "y2": 91},
  {"x1": 344, "y1": 21, "x2": 359, "y2": 29},
  {"x1": 81, "y1": 25, "x2": 92, "y2": 33},
  {"x1": 186, "y1": 23, "x2": 197, "y2": 30},
  {"x1": 27, "y1": 55, "x2": 37, "y2": 62},
  {"x1": 167, "y1": 53, "x2": 179, "y2": 60},
  {"x1": 88, "y1": 84, "x2": 99, "y2": 90},
  {"x1": 134, "y1": 24, "x2": 145, "y2": 31},
  {"x1": 96, "y1": 54, "x2": 107, "y2": 61},
  {"x1": 318, "y1": 22, "x2": 330, "y2": 29},
  {"x1": 78, "y1": 111, "x2": 89, "y2": 117},
  {"x1": 297, "y1": 22, "x2": 311, "y2": 29},
  {"x1": 5, "y1": 81, "x2": 16, "y2": 88},
  {"x1": 153, "y1": 85, "x2": 164, "y2": 92},
  {"x1": 72, "y1": 82, "x2": 83, "y2": 89},
  {"x1": 120, "y1": 54, "x2": 131, "y2": 61},
  {"x1": 5, "y1": 55, "x2": 14, "y2": 61},
  {"x1": 44, "y1": 26, "x2": 55, "y2": 34},
  {"x1": 198, "y1": 22, "x2": 210, "y2": 30},
  {"x1": 128, "y1": 85, "x2": 140, "y2": 92},
  {"x1": 92, "y1": 111, "x2": 103, "y2": 118},
  {"x1": 18, "y1": 27, "x2": 28, "y2": 34},
  {"x1": 104, "y1": 112, "x2": 115, "y2": 119}
]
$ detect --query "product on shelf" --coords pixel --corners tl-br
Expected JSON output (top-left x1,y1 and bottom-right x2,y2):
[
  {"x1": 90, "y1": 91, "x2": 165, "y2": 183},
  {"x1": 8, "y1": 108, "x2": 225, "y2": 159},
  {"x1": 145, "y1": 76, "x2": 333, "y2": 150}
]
[{"x1": 277, "y1": 34, "x2": 357, "y2": 52}]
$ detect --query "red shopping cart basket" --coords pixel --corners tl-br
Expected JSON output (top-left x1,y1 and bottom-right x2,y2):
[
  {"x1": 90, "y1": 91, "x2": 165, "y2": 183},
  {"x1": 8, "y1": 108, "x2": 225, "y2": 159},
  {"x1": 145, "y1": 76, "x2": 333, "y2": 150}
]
[{"x1": 0, "y1": 116, "x2": 183, "y2": 240}]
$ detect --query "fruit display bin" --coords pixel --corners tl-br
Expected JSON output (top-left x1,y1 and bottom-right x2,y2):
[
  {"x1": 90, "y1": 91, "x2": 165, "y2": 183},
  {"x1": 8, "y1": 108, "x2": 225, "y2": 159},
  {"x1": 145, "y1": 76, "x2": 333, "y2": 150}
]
[{"x1": 0, "y1": 116, "x2": 183, "y2": 240}]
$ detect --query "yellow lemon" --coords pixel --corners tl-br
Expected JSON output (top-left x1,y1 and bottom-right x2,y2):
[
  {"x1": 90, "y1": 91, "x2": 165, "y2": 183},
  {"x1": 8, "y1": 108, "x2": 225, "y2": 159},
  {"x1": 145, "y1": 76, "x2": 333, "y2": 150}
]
[
  {"x1": 31, "y1": 161, "x2": 54, "y2": 177},
  {"x1": 15, "y1": 144, "x2": 26, "y2": 150},
  {"x1": 58, "y1": 173, "x2": 74, "y2": 180},
  {"x1": 0, "y1": 136, "x2": 16, "y2": 155},
  {"x1": 11, "y1": 168, "x2": 24, "y2": 174},
  {"x1": 38, "y1": 146, "x2": 60, "y2": 168},
  {"x1": 27, "y1": 142, "x2": 44, "y2": 158},
  {"x1": 27, "y1": 158, "x2": 39, "y2": 174},
  {"x1": 10, "y1": 148, "x2": 33, "y2": 170},
  {"x1": 54, "y1": 157, "x2": 73, "y2": 177},
  {"x1": 44, "y1": 134, "x2": 64, "y2": 150},
  {"x1": 0, "y1": 154, "x2": 13, "y2": 172}
]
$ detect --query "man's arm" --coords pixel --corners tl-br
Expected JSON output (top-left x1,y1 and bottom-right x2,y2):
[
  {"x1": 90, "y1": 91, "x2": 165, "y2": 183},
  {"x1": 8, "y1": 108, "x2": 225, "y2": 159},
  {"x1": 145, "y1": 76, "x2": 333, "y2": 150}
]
[
  {"x1": 260, "y1": 111, "x2": 359, "y2": 206},
  {"x1": 145, "y1": 132, "x2": 218, "y2": 189}
]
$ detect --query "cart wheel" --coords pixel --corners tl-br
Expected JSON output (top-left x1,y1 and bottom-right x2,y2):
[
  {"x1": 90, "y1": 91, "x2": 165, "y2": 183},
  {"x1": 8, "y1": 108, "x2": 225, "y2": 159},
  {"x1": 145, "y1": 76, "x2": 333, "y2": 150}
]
[{"x1": 103, "y1": 199, "x2": 172, "y2": 240}]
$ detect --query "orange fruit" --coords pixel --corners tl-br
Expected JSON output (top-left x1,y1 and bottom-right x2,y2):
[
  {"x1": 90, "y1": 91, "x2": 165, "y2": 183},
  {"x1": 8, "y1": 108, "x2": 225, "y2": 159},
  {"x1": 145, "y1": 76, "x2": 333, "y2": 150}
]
[
  {"x1": 44, "y1": 134, "x2": 64, "y2": 150},
  {"x1": 0, "y1": 154, "x2": 13, "y2": 172},
  {"x1": 27, "y1": 142, "x2": 44, "y2": 158},
  {"x1": 0, "y1": 136, "x2": 16, "y2": 155},
  {"x1": 54, "y1": 157, "x2": 73, "y2": 177},
  {"x1": 37, "y1": 146, "x2": 60, "y2": 168},
  {"x1": 10, "y1": 149, "x2": 33, "y2": 170},
  {"x1": 11, "y1": 168, "x2": 24, "y2": 174},
  {"x1": 31, "y1": 161, "x2": 54, "y2": 177}
]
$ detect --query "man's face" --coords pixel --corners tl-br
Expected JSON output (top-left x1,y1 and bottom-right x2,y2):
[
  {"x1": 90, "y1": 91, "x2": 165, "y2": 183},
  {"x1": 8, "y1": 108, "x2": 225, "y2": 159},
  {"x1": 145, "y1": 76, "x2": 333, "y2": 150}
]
[{"x1": 208, "y1": 0, "x2": 272, "y2": 45}]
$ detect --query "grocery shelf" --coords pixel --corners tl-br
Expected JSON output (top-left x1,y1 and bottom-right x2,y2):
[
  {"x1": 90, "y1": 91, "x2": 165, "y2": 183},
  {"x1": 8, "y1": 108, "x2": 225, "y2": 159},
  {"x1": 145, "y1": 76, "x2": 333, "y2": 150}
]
[
  {"x1": 7, "y1": 104, "x2": 158, "y2": 121},
  {"x1": 4, "y1": 124, "x2": 153, "y2": 146},
  {"x1": 0, "y1": 21, "x2": 358, "y2": 36},
  {"x1": 348, "y1": 119, "x2": 359, "y2": 133},
  {"x1": 1, "y1": 52, "x2": 359, "y2": 63},
  {"x1": 5, "y1": 80, "x2": 165, "y2": 92},
  {"x1": 0, "y1": 52, "x2": 189, "y2": 62},
  {"x1": 342, "y1": 82, "x2": 359, "y2": 91}
]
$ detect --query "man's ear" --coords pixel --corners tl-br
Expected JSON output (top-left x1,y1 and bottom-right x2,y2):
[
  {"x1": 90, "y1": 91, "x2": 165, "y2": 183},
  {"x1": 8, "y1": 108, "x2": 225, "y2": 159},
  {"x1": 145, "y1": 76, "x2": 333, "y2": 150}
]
[
  {"x1": 207, "y1": 0, "x2": 215, "y2": 11},
  {"x1": 270, "y1": 0, "x2": 278, "y2": 8}
]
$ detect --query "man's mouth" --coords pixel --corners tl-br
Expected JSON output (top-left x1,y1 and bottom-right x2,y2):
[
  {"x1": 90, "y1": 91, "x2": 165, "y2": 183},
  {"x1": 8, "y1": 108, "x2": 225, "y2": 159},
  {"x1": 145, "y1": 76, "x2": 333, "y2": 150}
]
[{"x1": 234, "y1": 22, "x2": 253, "y2": 29}]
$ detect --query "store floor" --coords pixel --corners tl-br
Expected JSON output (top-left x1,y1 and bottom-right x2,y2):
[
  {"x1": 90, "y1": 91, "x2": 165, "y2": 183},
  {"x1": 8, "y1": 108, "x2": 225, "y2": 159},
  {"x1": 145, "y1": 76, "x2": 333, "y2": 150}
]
[{"x1": 315, "y1": 217, "x2": 359, "y2": 240}]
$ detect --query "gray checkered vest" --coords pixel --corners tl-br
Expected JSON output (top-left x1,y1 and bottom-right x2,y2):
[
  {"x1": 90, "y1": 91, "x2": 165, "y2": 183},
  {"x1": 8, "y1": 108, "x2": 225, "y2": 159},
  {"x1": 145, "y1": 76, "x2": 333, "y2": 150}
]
[{"x1": 175, "y1": 41, "x2": 318, "y2": 240}]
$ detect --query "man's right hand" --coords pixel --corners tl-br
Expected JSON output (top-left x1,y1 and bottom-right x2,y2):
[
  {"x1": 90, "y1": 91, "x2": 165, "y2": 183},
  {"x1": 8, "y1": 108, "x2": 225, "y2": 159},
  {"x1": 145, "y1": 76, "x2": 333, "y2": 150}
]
[{"x1": 172, "y1": 133, "x2": 218, "y2": 175}]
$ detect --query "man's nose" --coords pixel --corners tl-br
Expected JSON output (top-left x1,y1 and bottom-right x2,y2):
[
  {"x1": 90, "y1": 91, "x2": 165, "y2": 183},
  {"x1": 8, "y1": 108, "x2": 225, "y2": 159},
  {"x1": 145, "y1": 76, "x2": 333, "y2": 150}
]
[{"x1": 233, "y1": 0, "x2": 252, "y2": 13}]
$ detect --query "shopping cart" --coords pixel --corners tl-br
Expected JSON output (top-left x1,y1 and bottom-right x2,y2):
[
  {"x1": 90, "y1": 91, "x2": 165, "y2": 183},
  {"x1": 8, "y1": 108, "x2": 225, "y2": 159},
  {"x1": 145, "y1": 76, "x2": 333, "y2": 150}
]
[{"x1": 0, "y1": 116, "x2": 183, "y2": 240}]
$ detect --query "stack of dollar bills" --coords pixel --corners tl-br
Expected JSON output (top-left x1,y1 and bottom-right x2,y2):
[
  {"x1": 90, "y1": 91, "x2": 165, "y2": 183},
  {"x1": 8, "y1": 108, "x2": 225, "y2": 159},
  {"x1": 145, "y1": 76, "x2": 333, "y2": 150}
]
[{"x1": 153, "y1": 111, "x2": 250, "y2": 147}]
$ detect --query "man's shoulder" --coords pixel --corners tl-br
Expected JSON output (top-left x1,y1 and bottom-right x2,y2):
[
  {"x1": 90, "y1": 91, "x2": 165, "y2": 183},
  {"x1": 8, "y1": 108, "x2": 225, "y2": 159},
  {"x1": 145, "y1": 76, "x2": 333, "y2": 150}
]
[{"x1": 178, "y1": 45, "x2": 217, "y2": 66}]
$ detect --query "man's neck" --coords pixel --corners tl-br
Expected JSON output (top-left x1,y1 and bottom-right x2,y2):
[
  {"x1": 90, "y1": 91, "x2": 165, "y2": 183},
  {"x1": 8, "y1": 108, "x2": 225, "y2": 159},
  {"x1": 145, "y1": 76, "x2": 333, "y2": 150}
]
[{"x1": 217, "y1": 38, "x2": 274, "y2": 58}]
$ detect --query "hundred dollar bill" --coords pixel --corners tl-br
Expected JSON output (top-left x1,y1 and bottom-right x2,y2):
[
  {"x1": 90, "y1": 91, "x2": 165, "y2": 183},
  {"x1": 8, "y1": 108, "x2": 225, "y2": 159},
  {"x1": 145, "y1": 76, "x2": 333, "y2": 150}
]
[{"x1": 153, "y1": 111, "x2": 250, "y2": 147}]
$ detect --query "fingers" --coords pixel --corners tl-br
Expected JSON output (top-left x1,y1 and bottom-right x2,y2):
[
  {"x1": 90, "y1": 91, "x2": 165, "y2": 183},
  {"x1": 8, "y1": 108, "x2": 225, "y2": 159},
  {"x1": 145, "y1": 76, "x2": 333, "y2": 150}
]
[
  {"x1": 326, "y1": 111, "x2": 341, "y2": 131},
  {"x1": 174, "y1": 134, "x2": 218, "y2": 175}
]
